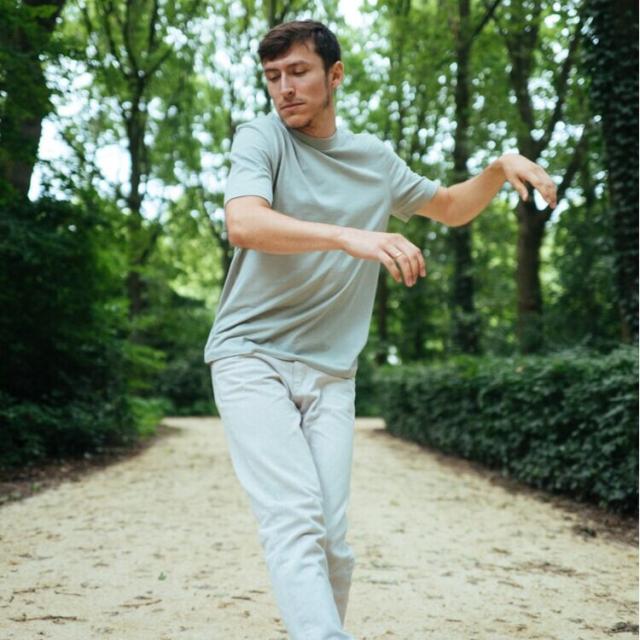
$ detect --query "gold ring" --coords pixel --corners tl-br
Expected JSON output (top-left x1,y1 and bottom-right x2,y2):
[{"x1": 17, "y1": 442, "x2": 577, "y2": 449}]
[{"x1": 393, "y1": 251, "x2": 402, "y2": 258}]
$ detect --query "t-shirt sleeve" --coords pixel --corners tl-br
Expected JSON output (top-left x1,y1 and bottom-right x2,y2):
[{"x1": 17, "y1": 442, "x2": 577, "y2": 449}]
[
  {"x1": 382, "y1": 143, "x2": 440, "y2": 223},
  {"x1": 223, "y1": 123, "x2": 275, "y2": 207}
]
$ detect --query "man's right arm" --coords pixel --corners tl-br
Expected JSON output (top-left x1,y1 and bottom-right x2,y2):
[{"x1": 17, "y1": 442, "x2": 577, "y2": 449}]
[{"x1": 225, "y1": 196, "x2": 425, "y2": 287}]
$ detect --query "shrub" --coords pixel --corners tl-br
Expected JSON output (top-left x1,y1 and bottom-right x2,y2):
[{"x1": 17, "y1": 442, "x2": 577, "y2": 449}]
[
  {"x1": 0, "y1": 197, "x2": 136, "y2": 467},
  {"x1": 376, "y1": 347, "x2": 638, "y2": 513}
]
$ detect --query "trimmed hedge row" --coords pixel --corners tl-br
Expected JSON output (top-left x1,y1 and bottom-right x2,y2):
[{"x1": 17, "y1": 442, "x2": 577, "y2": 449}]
[{"x1": 376, "y1": 347, "x2": 638, "y2": 514}]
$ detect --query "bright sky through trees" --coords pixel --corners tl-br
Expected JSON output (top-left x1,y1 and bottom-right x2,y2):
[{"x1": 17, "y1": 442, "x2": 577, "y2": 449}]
[
  {"x1": 30, "y1": 0, "x2": 572, "y2": 223},
  {"x1": 29, "y1": 0, "x2": 366, "y2": 203}
]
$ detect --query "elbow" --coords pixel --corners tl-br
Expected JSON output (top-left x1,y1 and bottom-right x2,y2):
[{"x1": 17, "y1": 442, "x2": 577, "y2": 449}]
[
  {"x1": 226, "y1": 223, "x2": 244, "y2": 248},
  {"x1": 225, "y1": 197, "x2": 270, "y2": 248},
  {"x1": 440, "y1": 187, "x2": 460, "y2": 227},
  {"x1": 446, "y1": 216, "x2": 466, "y2": 228},
  {"x1": 225, "y1": 208, "x2": 249, "y2": 248},
  {"x1": 421, "y1": 186, "x2": 462, "y2": 227},
  {"x1": 441, "y1": 189, "x2": 469, "y2": 227}
]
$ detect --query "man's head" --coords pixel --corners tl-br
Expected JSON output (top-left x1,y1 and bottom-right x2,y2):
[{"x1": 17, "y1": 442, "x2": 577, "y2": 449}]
[{"x1": 258, "y1": 20, "x2": 344, "y2": 136}]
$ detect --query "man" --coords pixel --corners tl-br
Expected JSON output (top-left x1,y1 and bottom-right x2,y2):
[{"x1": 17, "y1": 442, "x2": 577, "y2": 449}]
[{"x1": 204, "y1": 20, "x2": 556, "y2": 640}]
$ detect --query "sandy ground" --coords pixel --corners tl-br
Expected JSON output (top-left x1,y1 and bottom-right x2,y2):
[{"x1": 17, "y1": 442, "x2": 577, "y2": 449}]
[{"x1": 0, "y1": 417, "x2": 637, "y2": 640}]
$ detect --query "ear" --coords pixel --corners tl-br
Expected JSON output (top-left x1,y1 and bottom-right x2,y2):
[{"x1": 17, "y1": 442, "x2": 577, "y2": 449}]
[{"x1": 329, "y1": 61, "x2": 344, "y2": 90}]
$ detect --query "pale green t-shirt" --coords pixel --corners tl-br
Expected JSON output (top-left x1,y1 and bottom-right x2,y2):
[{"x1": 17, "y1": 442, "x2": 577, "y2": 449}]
[{"x1": 204, "y1": 112, "x2": 439, "y2": 378}]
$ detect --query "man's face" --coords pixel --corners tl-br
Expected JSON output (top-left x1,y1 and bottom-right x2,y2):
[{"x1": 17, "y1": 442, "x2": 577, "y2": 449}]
[{"x1": 262, "y1": 41, "x2": 342, "y2": 132}]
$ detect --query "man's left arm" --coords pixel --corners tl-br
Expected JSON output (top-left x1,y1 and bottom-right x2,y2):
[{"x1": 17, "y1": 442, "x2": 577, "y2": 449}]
[{"x1": 417, "y1": 153, "x2": 558, "y2": 226}]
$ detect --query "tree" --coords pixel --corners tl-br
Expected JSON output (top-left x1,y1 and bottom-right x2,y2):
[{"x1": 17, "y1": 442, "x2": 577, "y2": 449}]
[
  {"x1": 0, "y1": 0, "x2": 66, "y2": 198},
  {"x1": 63, "y1": 0, "x2": 207, "y2": 320},
  {"x1": 583, "y1": 0, "x2": 639, "y2": 341},
  {"x1": 492, "y1": 0, "x2": 589, "y2": 352},
  {"x1": 348, "y1": 0, "x2": 452, "y2": 363},
  {"x1": 446, "y1": 0, "x2": 502, "y2": 354}
]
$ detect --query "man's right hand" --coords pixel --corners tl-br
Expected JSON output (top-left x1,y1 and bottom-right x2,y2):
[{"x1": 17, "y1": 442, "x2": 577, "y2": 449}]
[{"x1": 337, "y1": 227, "x2": 426, "y2": 287}]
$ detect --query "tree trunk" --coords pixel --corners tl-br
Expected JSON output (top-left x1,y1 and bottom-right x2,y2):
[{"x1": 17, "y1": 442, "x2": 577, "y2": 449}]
[
  {"x1": 449, "y1": 0, "x2": 479, "y2": 354},
  {"x1": 499, "y1": 0, "x2": 584, "y2": 352},
  {"x1": 375, "y1": 270, "x2": 389, "y2": 365},
  {"x1": 515, "y1": 199, "x2": 546, "y2": 352},
  {"x1": 0, "y1": 0, "x2": 66, "y2": 198},
  {"x1": 125, "y1": 97, "x2": 148, "y2": 319},
  {"x1": 449, "y1": 226, "x2": 478, "y2": 352},
  {"x1": 584, "y1": 0, "x2": 638, "y2": 341}
]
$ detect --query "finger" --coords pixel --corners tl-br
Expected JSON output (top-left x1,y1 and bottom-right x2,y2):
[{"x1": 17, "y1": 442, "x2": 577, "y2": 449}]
[
  {"x1": 393, "y1": 242, "x2": 423, "y2": 284},
  {"x1": 530, "y1": 174, "x2": 557, "y2": 208},
  {"x1": 402, "y1": 241, "x2": 426, "y2": 279},
  {"x1": 541, "y1": 184, "x2": 557, "y2": 208},
  {"x1": 391, "y1": 251, "x2": 414, "y2": 286},
  {"x1": 510, "y1": 176, "x2": 528, "y2": 201},
  {"x1": 379, "y1": 251, "x2": 402, "y2": 284},
  {"x1": 388, "y1": 247, "x2": 420, "y2": 286},
  {"x1": 545, "y1": 180, "x2": 558, "y2": 208},
  {"x1": 529, "y1": 165, "x2": 554, "y2": 195}
]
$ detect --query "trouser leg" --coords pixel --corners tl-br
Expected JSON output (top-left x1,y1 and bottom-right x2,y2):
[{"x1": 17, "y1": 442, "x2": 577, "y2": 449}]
[
  {"x1": 211, "y1": 355, "x2": 355, "y2": 640},
  {"x1": 295, "y1": 363, "x2": 356, "y2": 625}
]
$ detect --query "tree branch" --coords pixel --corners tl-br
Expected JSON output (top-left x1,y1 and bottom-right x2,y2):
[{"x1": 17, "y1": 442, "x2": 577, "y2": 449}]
[
  {"x1": 147, "y1": 0, "x2": 159, "y2": 54},
  {"x1": 469, "y1": 0, "x2": 502, "y2": 43},
  {"x1": 540, "y1": 123, "x2": 591, "y2": 222},
  {"x1": 486, "y1": 0, "x2": 508, "y2": 39},
  {"x1": 146, "y1": 45, "x2": 174, "y2": 78},
  {"x1": 123, "y1": 0, "x2": 141, "y2": 76},
  {"x1": 94, "y1": 0, "x2": 125, "y2": 73},
  {"x1": 536, "y1": 13, "x2": 584, "y2": 155},
  {"x1": 23, "y1": 0, "x2": 65, "y2": 32},
  {"x1": 276, "y1": 0, "x2": 294, "y2": 25},
  {"x1": 135, "y1": 221, "x2": 163, "y2": 266},
  {"x1": 59, "y1": 126, "x2": 124, "y2": 202}
]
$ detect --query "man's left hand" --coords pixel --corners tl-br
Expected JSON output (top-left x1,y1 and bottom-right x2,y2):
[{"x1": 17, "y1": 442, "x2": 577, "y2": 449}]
[{"x1": 499, "y1": 153, "x2": 558, "y2": 209}]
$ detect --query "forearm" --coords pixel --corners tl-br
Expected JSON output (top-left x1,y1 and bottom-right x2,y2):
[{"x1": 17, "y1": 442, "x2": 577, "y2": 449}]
[
  {"x1": 226, "y1": 195, "x2": 428, "y2": 286},
  {"x1": 226, "y1": 200, "x2": 344, "y2": 254},
  {"x1": 445, "y1": 157, "x2": 507, "y2": 226}
]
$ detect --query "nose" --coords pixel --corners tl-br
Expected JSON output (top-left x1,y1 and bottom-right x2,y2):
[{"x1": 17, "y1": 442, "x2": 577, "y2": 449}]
[{"x1": 278, "y1": 74, "x2": 294, "y2": 97}]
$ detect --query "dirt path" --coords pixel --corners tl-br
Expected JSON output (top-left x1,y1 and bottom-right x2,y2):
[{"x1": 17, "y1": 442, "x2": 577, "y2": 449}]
[{"x1": 0, "y1": 417, "x2": 637, "y2": 640}]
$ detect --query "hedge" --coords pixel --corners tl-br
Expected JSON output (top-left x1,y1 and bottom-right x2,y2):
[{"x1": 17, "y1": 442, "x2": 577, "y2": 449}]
[
  {"x1": 376, "y1": 347, "x2": 638, "y2": 514},
  {"x1": 0, "y1": 197, "x2": 137, "y2": 468}
]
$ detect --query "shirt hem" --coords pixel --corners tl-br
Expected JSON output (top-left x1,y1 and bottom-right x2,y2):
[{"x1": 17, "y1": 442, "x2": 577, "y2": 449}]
[{"x1": 204, "y1": 345, "x2": 357, "y2": 380}]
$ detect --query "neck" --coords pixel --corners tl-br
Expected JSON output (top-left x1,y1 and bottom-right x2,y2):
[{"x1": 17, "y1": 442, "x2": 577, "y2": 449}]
[{"x1": 296, "y1": 104, "x2": 337, "y2": 138}]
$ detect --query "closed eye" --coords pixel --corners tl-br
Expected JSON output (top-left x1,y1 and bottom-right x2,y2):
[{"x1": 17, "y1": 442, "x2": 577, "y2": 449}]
[{"x1": 265, "y1": 67, "x2": 309, "y2": 82}]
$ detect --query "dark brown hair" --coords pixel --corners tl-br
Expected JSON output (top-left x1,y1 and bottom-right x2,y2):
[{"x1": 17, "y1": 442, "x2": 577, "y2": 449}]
[{"x1": 258, "y1": 20, "x2": 341, "y2": 72}]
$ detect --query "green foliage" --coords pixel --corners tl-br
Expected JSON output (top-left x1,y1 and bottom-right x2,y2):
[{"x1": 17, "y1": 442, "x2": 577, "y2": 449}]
[
  {"x1": 4, "y1": 0, "x2": 633, "y2": 480},
  {"x1": 355, "y1": 344, "x2": 383, "y2": 417},
  {"x1": 583, "y1": 0, "x2": 639, "y2": 340},
  {"x1": 128, "y1": 281, "x2": 215, "y2": 416},
  {"x1": 471, "y1": 199, "x2": 519, "y2": 355},
  {"x1": 129, "y1": 396, "x2": 171, "y2": 438},
  {"x1": 545, "y1": 192, "x2": 620, "y2": 350},
  {"x1": 0, "y1": 196, "x2": 136, "y2": 468},
  {"x1": 376, "y1": 347, "x2": 638, "y2": 513},
  {"x1": 0, "y1": 391, "x2": 134, "y2": 467}
]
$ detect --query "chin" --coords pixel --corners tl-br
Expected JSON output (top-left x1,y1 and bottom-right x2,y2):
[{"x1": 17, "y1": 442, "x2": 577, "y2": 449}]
[{"x1": 280, "y1": 112, "x2": 310, "y2": 129}]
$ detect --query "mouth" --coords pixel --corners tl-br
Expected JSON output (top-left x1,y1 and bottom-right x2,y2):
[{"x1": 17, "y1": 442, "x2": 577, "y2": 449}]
[{"x1": 281, "y1": 102, "x2": 304, "y2": 112}]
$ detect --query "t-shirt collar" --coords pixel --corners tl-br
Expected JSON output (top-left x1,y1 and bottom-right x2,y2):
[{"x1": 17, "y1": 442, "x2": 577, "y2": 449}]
[{"x1": 273, "y1": 112, "x2": 342, "y2": 150}]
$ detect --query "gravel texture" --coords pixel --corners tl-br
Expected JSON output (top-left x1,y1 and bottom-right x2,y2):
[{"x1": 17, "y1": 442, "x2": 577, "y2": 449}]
[{"x1": 0, "y1": 416, "x2": 637, "y2": 640}]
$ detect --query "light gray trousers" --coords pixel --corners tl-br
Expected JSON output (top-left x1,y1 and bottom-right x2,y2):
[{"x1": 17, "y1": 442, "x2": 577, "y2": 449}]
[{"x1": 211, "y1": 353, "x2": 357, "y2": 640}]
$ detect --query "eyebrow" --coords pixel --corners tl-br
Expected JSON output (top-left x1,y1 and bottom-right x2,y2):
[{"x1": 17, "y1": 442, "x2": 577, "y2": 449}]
[{"x1": 263, "y1": 60, "x2": 311, "y2": 72}]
